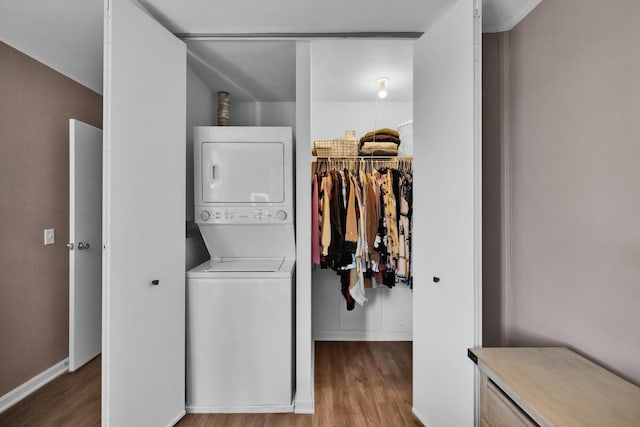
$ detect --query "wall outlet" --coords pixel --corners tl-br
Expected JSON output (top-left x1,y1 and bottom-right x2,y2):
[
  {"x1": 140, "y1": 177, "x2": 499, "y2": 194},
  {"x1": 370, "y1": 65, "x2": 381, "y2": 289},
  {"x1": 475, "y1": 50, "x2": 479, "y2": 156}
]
[{"x1": 44, "y1": 228, "x2": 55, "y2": 245}]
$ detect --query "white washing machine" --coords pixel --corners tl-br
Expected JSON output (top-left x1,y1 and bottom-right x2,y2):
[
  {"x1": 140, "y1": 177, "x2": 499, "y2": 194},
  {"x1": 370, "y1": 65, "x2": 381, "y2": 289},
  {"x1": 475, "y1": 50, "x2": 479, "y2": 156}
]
[{"x1": 186, "y1": 127, "x2": 295, "y2": 413}]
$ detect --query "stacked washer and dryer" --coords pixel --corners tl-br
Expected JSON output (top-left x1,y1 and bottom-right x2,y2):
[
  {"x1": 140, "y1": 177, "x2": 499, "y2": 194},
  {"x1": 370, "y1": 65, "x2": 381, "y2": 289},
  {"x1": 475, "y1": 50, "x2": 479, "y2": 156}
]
[{"x1": 186, "y1": 127, "x2": 295, "y2": 413}]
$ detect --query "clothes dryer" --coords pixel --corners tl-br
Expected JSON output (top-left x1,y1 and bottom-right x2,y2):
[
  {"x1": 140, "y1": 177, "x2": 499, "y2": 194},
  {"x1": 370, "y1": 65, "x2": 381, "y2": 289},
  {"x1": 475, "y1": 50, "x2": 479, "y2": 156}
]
[{"x1": 186, "y1": 127, "x2": 295, "y2": 413}]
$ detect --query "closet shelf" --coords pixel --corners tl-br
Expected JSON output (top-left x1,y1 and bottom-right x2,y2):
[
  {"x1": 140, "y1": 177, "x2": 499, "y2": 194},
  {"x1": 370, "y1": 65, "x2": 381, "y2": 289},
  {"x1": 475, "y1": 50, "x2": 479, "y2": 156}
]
[{"x1": 313, "y1": 156, "x2": 413, "y2": 161}]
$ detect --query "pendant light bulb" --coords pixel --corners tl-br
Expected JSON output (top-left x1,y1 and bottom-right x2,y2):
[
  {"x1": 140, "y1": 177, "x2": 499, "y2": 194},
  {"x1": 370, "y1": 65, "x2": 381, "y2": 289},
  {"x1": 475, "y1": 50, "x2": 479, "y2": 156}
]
[{"x1": 376, "y1": 77, "x2": 389, "y2": 99}]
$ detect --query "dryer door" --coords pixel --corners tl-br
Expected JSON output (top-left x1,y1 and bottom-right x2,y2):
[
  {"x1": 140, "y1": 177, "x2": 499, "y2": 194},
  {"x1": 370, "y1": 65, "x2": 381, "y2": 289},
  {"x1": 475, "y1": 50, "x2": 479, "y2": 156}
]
[{"x1": 202, "y1": 141, "x2": 285, "y2": 203}]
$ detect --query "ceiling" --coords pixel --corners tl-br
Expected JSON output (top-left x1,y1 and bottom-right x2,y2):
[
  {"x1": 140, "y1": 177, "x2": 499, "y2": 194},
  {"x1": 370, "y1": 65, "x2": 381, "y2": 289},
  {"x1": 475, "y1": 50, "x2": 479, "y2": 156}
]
[
  {"x1": 186, "y1": 41, "x2": 297, "y2": 102},
  {"x1": 185, "y1": 39, "x2": 414, "y2": 103},
  {"x1": 0, "y1": 0, "x2": 541, "y2": 96},
  {"x1": 311, "y1": 40, "x2": 414, "y2": 103},
  {"x1": 134, "y1": 0, "x2": 453, "y2": 35},
  {"x1": 0, "y1": 0, "x2": 104, "y2": 93}
]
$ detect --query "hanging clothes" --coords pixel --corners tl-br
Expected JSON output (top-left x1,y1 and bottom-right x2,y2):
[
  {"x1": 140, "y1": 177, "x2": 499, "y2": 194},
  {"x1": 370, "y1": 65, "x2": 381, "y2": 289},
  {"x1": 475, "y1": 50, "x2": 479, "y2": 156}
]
[
  {"x1": 311, "y1": 176, "x2": 321, "y2": 264},
  {"x1": 396, "y1": 171, "x2": 413, "y2": 287},
  {"x1": 312, "y1": 159, "x2": 413, "y2": 310},
  {"x1": 320, "y1": 174, "x2": 332, "y2": 257}
]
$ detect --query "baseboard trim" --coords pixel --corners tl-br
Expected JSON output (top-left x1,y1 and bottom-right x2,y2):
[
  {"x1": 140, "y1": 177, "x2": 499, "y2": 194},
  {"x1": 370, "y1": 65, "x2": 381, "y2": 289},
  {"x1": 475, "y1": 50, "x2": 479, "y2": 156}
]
[
  {"x1": 0, "y1": 358, "x2": 69, "y2": 413},
  {"x1": 186, "y1": 404, "x2": 294, "y2": 414},
  {"x1": 314, "y1": 331, "x2": 412, "y2": 341},
  {"x1": 167, "y1": 409, "x2": 186, "y2": 426},
  {"x1": 412, "y1": 406, "x2": 430, "y2": 427},
  {"x1": 293, "y1": 397, "x2": 314, "y2": 414}
]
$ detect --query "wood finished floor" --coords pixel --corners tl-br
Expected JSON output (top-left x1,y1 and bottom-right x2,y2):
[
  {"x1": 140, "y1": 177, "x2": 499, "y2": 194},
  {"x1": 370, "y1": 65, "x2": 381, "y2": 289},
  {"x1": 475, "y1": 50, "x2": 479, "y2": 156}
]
[
  {"x1": 0, "y1": 355, "x2": 101, "y2": 427},
  {"x1": 0, "y1": 341, "x2": 421, "y2": 427}
]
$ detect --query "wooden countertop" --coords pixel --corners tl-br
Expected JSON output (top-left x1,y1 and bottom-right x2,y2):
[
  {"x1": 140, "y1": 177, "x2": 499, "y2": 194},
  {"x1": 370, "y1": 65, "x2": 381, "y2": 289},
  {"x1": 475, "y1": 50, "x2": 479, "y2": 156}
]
[{"x1": 469, "y1": 347, "x2": 640, "y2": 427}]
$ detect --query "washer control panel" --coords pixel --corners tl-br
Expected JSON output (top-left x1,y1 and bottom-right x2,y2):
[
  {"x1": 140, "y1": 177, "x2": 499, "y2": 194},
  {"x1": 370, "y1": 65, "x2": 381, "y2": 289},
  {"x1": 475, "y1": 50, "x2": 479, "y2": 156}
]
[{"x1": 195, "y1": 207, "x2": 292, "y2": 224}]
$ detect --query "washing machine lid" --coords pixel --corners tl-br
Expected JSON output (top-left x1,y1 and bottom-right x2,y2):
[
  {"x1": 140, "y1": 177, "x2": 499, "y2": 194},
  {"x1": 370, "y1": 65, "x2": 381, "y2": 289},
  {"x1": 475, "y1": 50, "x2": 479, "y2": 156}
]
[{"x1": 202, "y1": 257, "x2": 285, "y2": 272}]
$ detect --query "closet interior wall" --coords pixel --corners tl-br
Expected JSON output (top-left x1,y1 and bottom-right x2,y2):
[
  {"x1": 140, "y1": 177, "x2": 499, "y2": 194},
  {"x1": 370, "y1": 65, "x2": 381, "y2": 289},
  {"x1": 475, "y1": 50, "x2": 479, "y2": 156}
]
[
  {"x1": 185, "y1": 65, "x2": 215, "y2": 270},
  {"x1": 310, "y1": 39, "x2": 414, "y2": 341},
  {"x1": 183, "y1": 38, "x2": 415, "y2": 340},
  {"x1": 183, "y1": 41, "x2": 297, "y2": 271}
]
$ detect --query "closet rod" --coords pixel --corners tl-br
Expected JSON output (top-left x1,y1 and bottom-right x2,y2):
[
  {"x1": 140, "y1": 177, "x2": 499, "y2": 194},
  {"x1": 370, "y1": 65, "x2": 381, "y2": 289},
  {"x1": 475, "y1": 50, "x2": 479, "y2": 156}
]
[{"x1": 312, "y1": 157, "x2": 413, "y2": 174}]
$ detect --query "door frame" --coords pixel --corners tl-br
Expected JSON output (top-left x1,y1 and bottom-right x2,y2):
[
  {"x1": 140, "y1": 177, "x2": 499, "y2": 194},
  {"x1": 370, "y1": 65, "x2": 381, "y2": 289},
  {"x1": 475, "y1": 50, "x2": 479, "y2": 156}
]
[{"x1": 108, "y1": 2, "x2": 483, "y2": 419}]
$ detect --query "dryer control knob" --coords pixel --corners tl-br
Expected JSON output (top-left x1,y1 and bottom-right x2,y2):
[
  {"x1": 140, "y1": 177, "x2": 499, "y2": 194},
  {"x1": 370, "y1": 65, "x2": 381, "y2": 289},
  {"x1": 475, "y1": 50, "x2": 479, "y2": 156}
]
[
  {"x1": 275, "y1": 210, "x2": 288, "y2": 221},
  {"x1": 200, "y1": 210, "x2": 211, "y2": 221}
]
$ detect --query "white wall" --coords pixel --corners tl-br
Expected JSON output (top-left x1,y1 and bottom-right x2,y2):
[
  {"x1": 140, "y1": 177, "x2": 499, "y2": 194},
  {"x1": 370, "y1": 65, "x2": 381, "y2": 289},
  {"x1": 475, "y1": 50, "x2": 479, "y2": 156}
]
[
  {"x1": 185, "y1": 66, "x2": 216, "y2": 270},
  {"x1": 313, "y1": 270, "x2": 413, "y2": 340},
  {"x1": 186, "y1": 65, "x2": 216, "y2": 221},
  {"x1": 310, "y1": 102, "x2": 412, "y2": 142},
  {"x1": 231, "y1": 101, "x2": 296, "y2": 131}
]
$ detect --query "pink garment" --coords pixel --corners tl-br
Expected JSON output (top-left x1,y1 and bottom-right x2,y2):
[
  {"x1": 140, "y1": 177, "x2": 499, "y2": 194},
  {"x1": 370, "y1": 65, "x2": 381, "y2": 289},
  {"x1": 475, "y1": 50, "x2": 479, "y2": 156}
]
[{"x1": 311, "y1": 175, "x2": 321, "y2": 264}]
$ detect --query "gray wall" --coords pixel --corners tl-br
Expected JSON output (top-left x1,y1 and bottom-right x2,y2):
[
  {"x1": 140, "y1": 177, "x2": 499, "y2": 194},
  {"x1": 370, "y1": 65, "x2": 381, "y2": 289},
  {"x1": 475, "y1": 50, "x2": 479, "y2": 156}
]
[
  {"x1": 0, "y1": 41, "x2": 102, "y2": 395},
  {"x1": 481, "y1": 33, "x2": 504, "y2": 347},
  {"x1": 501, "y1": 0, "x2": 640, "y2": 384}
]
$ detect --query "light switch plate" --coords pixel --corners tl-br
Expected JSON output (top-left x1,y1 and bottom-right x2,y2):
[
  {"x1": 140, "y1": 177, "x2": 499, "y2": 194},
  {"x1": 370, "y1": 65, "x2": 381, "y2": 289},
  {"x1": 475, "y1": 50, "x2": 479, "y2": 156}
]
[{"x1": 44, "y1": 228, "x2": 55, "y2": 245}]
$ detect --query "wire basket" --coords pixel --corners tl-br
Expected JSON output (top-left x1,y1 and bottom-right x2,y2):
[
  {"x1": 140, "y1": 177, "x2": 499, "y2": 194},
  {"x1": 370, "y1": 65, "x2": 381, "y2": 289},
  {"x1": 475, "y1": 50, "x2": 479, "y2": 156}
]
[{"x1": 313, "y1": 139, "x2": 359, "y2": 157}]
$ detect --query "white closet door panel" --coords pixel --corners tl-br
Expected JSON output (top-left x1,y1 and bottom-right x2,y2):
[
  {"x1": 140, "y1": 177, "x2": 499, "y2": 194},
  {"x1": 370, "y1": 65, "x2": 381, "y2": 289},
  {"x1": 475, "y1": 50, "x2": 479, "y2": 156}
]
[
  {"x1": 412, "y1": 0, "x2": 481, "y2": 425},
  {"x1": 103, "y1": 0, "x2": 186, "y2": 426}
]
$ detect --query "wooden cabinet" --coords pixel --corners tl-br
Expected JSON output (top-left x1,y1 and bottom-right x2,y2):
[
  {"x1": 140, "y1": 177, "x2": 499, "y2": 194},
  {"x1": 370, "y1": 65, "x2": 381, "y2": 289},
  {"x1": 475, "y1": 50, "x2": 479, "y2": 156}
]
[
  {"x1": 480, "y1": 374, "x2": 535, "y2": 427},
  {"x1": 470, "y1": 347, "x2": 640, "y2": 427}
]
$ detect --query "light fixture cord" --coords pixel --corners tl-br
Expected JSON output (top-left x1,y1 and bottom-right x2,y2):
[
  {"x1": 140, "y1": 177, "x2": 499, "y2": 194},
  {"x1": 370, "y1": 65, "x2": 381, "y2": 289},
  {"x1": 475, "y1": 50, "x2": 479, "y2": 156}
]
[{"x1": 373, "y1": 93, "x2": 380, "y2": 144}]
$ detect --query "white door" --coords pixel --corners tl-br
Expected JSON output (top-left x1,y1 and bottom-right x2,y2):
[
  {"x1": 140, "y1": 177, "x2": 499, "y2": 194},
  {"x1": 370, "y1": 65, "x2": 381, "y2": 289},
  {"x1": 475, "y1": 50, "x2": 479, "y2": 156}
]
[
  {"x1": 412, "y1": 0, "x2": 482, "y2": 425},
  {"x1": 103, "y1": 0, "x2": 186, "y2": 425},
  {"x1": 69, "y1": 119, "x2": 103, "y2": 372}
]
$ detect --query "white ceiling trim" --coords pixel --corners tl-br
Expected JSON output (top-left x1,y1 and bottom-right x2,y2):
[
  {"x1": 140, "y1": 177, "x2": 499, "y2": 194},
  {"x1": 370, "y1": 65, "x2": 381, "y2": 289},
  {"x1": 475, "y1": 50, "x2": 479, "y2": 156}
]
[
  {"x1": 483, "y1": 0, "x2": 543, "y2": 33},
  {"x1": 178, "y1": 33, "x2": 422, "y2": 40},
  {"x1": 503, "y1": 0, "x2": 543, "y2": 31}
]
